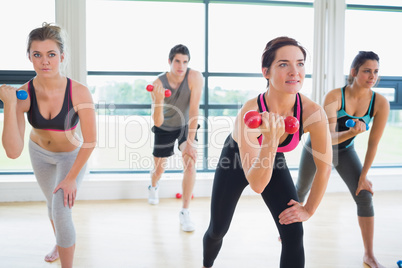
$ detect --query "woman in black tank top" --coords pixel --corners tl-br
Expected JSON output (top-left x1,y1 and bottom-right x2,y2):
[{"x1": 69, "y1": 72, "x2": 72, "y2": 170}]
[
  {"x1": 203, "y1": 37, "x2": 332, "y2": 268},
  {"x1": 0, "y1": 23, "x2": 96, "y2": 268}
]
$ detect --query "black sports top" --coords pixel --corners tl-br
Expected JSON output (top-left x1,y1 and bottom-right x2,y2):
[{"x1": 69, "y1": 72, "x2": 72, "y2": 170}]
[
  {"x1": 257, "y1": 92, "x2": 303, "y2": 153},
  {"x1": 27, "y1": 78, "x2": 79, "y2": 131}
]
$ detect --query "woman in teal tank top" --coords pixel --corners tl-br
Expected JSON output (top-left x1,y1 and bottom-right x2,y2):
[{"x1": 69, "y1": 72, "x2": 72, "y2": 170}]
[{"x1": 297, "y1": 51, "x2": 390, "y2": 268}]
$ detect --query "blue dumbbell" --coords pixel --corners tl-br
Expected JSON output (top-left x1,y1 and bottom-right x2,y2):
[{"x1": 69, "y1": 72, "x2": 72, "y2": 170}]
[
  {"x1": 345, "y1": 119, "x2": 369, "y2": 130},
  {"x1": 397, "y1": 260, "x2": 402, "y2": 268},
  {"x1": 16, "y1": 90, "x2": 28, "y2": 100}
]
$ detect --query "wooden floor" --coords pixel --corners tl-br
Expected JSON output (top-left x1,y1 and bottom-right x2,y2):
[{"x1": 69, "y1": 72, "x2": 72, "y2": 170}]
[{"x1": 0, "y1": 191, "x2": 401, "y2": 268}]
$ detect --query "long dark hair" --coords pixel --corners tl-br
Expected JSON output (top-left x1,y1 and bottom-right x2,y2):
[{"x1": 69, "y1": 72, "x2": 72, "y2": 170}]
[{"x1": 347, "y1": 51, "x2": 379, "y2": 85}]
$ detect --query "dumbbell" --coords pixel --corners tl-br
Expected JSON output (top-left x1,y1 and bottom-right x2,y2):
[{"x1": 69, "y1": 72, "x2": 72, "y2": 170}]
[
  {"x1": 345, "y1": 119, "x2": 369, "y2": 130},
  {"x1": 146, "y1": 85, "x2": 171, "y2": 98},
  {"x1": 243, "y1": 110, "x2": 299, "y2": 134},
  {"x1": 17, "y1": 90, "x2": 28, "y2": 100}
]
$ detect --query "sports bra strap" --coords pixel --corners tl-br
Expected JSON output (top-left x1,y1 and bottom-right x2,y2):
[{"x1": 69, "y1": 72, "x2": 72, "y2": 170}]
[{"x1": 259, "y1": 93, "x2": 266, "y2": 112}]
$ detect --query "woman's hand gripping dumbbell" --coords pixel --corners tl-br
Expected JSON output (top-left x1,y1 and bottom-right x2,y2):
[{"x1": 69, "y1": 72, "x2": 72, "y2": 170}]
[{"x1": 243, "y1": 110, "x2": 299, "y2": 134}]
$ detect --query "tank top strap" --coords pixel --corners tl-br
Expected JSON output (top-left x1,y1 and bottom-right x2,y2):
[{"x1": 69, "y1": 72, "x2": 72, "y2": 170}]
[
  {"x1": 341, "y1": 86, "x2": 347, "y2": 111},
  {"x1": 27, "y1": 79, "x2": 34, "y2": 123},
  {"x1": 295, "y1": 93, "x2": 303, "y2": 140},
  {"x1": 259, "y1": 93, "x2": 267, "y2": 112},
  {"x1": 295, "y1": 93, "x2": 301, "y2": 119},
  {"x1": 367, "y1": 91, "x2": 376, "y2": 116}
]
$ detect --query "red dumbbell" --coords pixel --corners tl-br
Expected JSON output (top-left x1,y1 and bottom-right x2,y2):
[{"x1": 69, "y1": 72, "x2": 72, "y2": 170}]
[
  {"x1": 243, "y1": 110, "x2": 299, "y2": 134},
  {"x1": 146, "y1": 85, "x2": 172, "y2": 98},
  {"x1": 284, "y1": 116, "x2": 300, "y2": 134}
]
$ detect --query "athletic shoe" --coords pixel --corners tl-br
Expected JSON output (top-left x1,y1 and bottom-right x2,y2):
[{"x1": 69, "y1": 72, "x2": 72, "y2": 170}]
[
  {"x1": 148, "y1": 185, "x2": 159, "y2": 205},
  {"x1": 179, "y1": 210, "x2": 195, "y2": 232}
]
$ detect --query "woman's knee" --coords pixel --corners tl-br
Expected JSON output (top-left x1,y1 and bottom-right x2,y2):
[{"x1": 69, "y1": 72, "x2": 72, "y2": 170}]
[
  {"x1": 56, "y1": 232, "x2": 76, "y2": 248},
  {"x1": 205, "y1": 226, "x2": 227, "y2": 242},
  {"x1": 53, "y1": 211, "x2": 76, "y2": 248},
  {"x1": 280, "y1": 222, "x2": 304, "y2": 245},
  {"x1": 355, "y1": 191, "x2": 374, "y2": 217},
  {"x1": 52, "y1": 190, "x2": 75, "y2": 246},
  {"x1": 47, "y1": 204, "x2": 53, "y2": 220}
]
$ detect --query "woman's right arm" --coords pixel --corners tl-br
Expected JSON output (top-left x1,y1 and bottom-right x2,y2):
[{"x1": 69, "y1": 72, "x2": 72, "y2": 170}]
[
  {"x1": 0, "y1": 84, "x2": 28, "y2": 159},
  {"x1": 235, "y1": 100, "x2": 285, "y2": 194},
  {"x1": 323, "y1": 89, "x2": 366, "y2": 145}
]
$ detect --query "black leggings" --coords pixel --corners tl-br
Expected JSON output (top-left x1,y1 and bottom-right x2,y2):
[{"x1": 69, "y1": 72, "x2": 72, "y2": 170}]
[{"x1": 203, "y1": 135, "x2": 304, "y2": 267}]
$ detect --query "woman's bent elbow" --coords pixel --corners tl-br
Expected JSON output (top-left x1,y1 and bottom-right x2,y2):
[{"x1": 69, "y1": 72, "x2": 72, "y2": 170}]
[
  {"x1": 6, "y1": 150, "x2": 22, "y2": 159},
  {"x1": 320, "y1": 165, "x2": 332, "y2": 181},
  {"x1": 2, "y1": 141, "x2": 23, "y2": 159}
]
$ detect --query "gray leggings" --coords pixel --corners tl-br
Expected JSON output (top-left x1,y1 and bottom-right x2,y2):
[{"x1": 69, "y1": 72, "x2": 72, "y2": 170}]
[
  {"x1": 29, "y1": 139, "x2": 87, "y2": 248},
  {"x1": 296, "y1": 137, "x2": 374, "y2": 217}
]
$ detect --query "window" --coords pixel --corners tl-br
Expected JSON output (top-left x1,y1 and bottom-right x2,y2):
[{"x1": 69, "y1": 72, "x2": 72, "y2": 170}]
[
  {"x1": 346, "y1": 0, "x2": 401, "y2": 6},
  {"x1": 86, "y1": 0, "x2": 204, "y2": 72},
  {"x1": 0, "y1": 0, "x2": 55, "y2": 71},
  {"x1": 86, "y1": 0, "x2": 205, "y2": 171},
  {"x1": 209, "y1": 3, "x2": 314, "y2": 74},
  {"x1": 86, "y1": 1, "x2": 315, "y2": 172},
  {"x1": 344, "y1": 8, "x2": 402, "y2": 76}
]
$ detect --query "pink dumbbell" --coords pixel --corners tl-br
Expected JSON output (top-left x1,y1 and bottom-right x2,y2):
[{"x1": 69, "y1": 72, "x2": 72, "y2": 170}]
[{"x1": 243, "y1": 110, "x2": 299, "y2": 134}]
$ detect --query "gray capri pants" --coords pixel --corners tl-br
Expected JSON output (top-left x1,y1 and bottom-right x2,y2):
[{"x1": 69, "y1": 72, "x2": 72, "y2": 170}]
[
  {"x1": 29, "y1": 139, "x2": 87, "y2": 248},
  {"x1": 296, "y1": 137, "x2": 374, "y2": 217}
]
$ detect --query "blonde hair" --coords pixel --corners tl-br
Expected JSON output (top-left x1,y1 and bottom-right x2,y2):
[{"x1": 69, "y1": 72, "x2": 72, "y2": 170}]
[
  {"x1": 26, "y1": 22, "x2": 69, "y2": 73},
  {"x1": 27, "y1": 22, "x2": 65, "y2": 54}
]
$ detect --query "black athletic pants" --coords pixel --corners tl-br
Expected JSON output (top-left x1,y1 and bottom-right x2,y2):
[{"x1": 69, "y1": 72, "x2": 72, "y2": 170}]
[{"x1": 203, "y1": 135, "x2": 304, "y2": 267}]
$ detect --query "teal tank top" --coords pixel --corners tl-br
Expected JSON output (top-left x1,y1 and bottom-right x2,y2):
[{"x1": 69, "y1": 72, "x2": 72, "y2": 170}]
[{"x1": 336, "y1": 86, "x2": 376, "y2": 149}]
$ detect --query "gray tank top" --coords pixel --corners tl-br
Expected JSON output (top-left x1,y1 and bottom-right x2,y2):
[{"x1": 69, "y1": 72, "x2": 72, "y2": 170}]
[{"x1": 158, "y1": 68, "x2": 191, "y2": 131}]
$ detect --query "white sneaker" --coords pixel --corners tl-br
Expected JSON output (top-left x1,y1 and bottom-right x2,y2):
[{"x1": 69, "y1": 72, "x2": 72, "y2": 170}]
[
  {"x1": 148, "y1": 185, "x2": 159, "y2": 205},
  {"x1": 179, "y1": 210, "x2": 195, "y2": 232}
]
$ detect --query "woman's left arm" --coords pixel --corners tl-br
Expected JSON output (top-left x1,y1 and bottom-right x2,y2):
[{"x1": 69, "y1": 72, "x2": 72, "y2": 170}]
[
  {"x1": 356, "y1": 94, "x2": 390, "y2": 196},
  {"x1": 53, "y1": 82, "x2": 97, "y2": 208},
  {"x1": 279, "y1": 101, "x2": 332, "y2": 225}
]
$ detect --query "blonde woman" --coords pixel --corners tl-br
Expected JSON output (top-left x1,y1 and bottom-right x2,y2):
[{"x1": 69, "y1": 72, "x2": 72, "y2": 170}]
[{"x1": 0, "y1": 23, "x2": 96, "y2": 268}]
